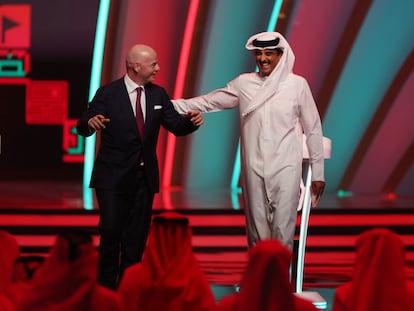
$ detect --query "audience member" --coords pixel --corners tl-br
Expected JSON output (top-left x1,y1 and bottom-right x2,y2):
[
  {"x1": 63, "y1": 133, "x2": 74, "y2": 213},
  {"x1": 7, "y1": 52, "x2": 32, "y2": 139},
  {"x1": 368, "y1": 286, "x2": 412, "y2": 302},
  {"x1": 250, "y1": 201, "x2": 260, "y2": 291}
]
[
  {"x1": 118, "y1": 212, "x2": 216, "y2": 311},
  {"x1": 0, "y1": 256, "x2": 46, "y2": 311},
  {"x1": 0, "y1": 230, "x2": 24, "y2": 311},
  {"x1": 215, "y1": 239, "x2": 318, "y2": 311},
  {"x1": 0, "y1": 230, "x2": 20, "y2": 295},
  {"x1": 333, "y1": 228, "x2": 414, "y2": 311},
  {"x1": 12, "y1": 256, "x2": 45, "y2": 283},
  {"x1": 16, "y1": 230, "x2": 124, "y2": 311}
]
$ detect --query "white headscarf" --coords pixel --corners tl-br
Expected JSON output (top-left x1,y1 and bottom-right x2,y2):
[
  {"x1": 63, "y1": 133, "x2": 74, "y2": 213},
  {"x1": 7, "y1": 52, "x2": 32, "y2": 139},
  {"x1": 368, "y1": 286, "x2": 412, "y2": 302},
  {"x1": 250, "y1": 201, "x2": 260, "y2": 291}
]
[{"x1": 242, "y1": 32, "x2": 295, "y2": 117}]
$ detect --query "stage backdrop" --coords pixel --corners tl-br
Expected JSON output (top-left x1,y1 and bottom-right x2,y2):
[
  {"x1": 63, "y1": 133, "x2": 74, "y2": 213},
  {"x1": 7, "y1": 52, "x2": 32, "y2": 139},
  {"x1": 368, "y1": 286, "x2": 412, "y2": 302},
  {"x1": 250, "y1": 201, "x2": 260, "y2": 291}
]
[
  {"x1": 0, "y1": 0, "x2": 99, "y2": 180},
  {"x1": 1, "y1": 0, "x2": 413, "y2": 198}
]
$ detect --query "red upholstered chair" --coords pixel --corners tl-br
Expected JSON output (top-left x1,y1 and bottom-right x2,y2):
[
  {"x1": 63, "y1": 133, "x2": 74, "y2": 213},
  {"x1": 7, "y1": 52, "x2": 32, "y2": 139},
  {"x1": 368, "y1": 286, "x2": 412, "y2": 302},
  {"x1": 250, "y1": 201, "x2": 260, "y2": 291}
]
[{"x1": 0, "y1": 230, "x2": 20, "y2": 295}]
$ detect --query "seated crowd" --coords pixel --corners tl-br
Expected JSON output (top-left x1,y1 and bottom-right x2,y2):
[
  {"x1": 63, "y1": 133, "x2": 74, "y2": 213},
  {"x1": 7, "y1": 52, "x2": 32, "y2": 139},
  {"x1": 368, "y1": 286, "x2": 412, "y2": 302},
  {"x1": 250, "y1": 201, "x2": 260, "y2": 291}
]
[{"x1": 1, "y1": 220, "x2": 413, "y2": 310}]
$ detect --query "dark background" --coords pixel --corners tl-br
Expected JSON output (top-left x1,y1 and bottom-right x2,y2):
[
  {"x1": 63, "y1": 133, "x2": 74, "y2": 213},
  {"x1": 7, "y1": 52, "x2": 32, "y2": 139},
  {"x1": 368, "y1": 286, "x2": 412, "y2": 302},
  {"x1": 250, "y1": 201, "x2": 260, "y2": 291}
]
[{"x1": 0, "y1": 0, "x2": 99, "y2": 180}]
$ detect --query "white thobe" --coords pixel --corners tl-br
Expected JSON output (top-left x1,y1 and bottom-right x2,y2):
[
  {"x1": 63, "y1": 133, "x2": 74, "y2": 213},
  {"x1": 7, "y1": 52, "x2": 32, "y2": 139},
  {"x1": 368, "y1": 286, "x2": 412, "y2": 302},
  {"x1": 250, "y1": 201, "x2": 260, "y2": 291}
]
[{"x1": 173, "y1": 35, "x2": 324, "y2": 250}]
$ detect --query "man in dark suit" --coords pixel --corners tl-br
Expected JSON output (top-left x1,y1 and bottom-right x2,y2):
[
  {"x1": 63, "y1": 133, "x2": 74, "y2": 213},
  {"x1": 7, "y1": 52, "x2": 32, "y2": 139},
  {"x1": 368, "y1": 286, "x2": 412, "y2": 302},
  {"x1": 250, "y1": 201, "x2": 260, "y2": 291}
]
[{"x1": 76, "y1": 44, "x2": 203, "y2": 289}]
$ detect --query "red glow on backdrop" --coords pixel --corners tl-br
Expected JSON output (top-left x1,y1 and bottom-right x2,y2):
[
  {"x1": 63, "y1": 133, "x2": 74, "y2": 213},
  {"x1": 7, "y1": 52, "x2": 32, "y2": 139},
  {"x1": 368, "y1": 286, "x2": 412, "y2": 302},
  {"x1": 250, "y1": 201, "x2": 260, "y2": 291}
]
[
  {"x1": 386, "y1": 192, "x2": 396, "y2": 200},
  {"x1": 25, "y1": 80, "x2": 68, "y2": 125},
  {"x1": 163, "y1": 0, "x2": 200, "y2": 189},
  {"x1": 0, "y1": 77, "x2": 28, "y2": 84},
  {"x1": 0, "y1": 4, "x2": 81, "y2": 163},
  {"x1": 62, "y1": 128, "x2": 84, "y2": 162},
  {"x1": 0, "y1": 4, "x2": 31, "y2": 48},
  {"x1": 63, "y1": 119, "x2": 84, "y2": 163},
  {"x1": 0, "y1": 4, "x2": 31, "y2": 77}
]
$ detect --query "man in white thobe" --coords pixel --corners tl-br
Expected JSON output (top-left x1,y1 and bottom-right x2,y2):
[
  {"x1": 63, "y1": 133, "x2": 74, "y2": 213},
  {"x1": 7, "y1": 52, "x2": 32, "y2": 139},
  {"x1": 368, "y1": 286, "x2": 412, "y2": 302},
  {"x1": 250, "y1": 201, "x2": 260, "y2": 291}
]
[{"x1": 172, "y1": 32, "x2": 325, "y2": 250}]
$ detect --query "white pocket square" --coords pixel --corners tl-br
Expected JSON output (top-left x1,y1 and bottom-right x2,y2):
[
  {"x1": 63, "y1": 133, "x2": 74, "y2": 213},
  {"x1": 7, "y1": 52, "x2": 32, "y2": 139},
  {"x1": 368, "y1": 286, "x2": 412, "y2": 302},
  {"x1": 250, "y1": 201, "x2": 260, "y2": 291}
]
[{"x1": 154, "y1": 105, "x2": 162, "y2": 110}]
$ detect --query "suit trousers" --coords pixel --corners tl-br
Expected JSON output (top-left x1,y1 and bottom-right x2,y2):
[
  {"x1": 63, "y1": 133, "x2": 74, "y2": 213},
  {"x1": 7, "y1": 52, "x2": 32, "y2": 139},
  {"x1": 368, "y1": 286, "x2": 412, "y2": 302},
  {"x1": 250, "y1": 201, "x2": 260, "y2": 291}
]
[{"x1": 95, "y1": 167, "x2": 154, "y2": 289}]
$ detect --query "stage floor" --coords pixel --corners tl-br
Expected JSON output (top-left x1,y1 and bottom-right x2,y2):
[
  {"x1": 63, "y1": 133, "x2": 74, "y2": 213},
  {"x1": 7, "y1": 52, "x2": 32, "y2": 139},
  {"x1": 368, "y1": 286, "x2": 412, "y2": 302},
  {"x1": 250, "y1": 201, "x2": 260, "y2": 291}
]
[
  {"x1": 2, "y1": 180, "x2": 414, "y2": 211},
  {"x1": 1, "y1": 180, "x2": 414, "y2": 310}
]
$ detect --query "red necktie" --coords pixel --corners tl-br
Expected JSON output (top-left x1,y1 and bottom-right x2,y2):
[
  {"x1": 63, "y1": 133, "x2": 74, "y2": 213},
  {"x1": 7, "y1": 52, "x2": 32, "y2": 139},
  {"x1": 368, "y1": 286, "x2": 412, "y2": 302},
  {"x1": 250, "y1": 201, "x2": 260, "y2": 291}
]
[{"x1": 135, "y1": 87, "x2": 144, "y2": 138}]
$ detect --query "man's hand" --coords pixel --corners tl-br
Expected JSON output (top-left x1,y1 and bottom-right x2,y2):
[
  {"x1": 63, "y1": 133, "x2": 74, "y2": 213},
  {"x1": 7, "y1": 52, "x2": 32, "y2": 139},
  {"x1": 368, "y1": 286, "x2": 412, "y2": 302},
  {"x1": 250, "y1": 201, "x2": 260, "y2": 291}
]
[
  {"x1": 188, "y1": 110, "x2": 204, "y2": 127},
  {"x1": 88, "y1": 114, "x2": 110, "y2": 131},
  {"x1": 311, "y1": 180, "x2": 325, "y2": 207}
]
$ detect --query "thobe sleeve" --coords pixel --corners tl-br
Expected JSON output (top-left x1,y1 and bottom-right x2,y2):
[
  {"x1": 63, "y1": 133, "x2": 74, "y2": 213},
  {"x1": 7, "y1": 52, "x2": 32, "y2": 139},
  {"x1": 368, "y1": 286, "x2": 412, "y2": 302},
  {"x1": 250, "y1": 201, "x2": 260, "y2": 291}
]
[{"x1": 172, "y1": 77, "x2": 240, "y2": 113}]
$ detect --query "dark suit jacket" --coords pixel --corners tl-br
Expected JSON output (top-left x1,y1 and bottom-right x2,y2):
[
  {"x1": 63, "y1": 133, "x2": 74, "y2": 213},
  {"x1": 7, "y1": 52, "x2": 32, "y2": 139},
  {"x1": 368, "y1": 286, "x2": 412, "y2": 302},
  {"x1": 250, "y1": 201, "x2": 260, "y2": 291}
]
[{"x1": 76, "y1": 78, "x2": 198, "y2": 193}]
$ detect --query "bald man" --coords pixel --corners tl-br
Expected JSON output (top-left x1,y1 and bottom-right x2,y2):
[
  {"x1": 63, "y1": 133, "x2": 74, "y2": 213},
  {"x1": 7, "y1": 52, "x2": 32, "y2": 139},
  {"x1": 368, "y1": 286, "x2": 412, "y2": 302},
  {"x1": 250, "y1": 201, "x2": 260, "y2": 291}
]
[{"x1": 77, "y1": 44, "x2": 203, "y2": 289}]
